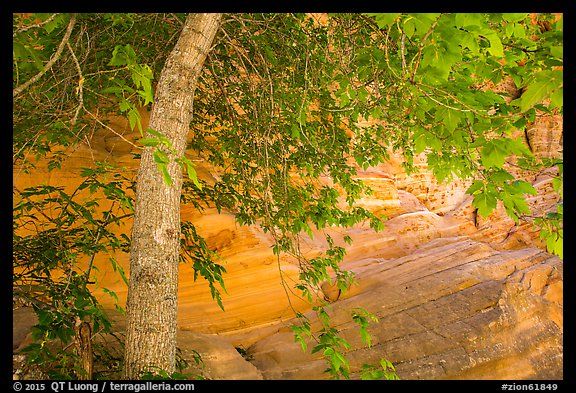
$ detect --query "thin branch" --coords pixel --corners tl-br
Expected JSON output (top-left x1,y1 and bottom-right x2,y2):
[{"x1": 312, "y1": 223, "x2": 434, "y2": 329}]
[
  {"x1": 400, "y1": 32, "x2": 407, "y2": 71},
  {"x1": 383, "y1": 26, "x2": 400, "y2": 80},
  {"x1": 13, "y1": 185, "x2": 54, "y2": 223},
  {"x1": 418, "y1": 86, "x2": 473, "y2": 113},
  {"x1": 13, "y1": 13, "x2": 61, "y2": 37},
  {"x1": 84, "y1": 108, "x2": 141, "y2": 150},
  {"x1": 397, "y1": 19, "x2": 407, "y2": 72},
  {"x1": 66, "y1": 41, "x2": 84, "y2": 125},
  {"x1": 410, "y1": 14, "x2": 442, "y2": 83},
  {"x1": 83, "y1": 202, "x2": 116, "y2": 291},
  {"x1": 415, "y1": 81, "x2": 495, "y2": 117},
  {"x1": 13, "y1": 13, "x2": 77, "y2": 99},
  {"x1": 502, "y1": 41, "x2": 541, "y2": 54}
]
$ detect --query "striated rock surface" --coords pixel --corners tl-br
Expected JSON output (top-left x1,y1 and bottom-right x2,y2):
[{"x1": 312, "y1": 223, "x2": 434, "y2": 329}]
[{"x1": 247, "y1": 237, "x2": 563, "y2": 380}]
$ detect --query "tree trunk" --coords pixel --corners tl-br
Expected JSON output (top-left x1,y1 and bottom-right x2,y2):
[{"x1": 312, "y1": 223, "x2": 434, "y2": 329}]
[
  {"x1": 123, "y1": 13, "x2": 221, "y2": 379},
  {"x1": 75, "y1": 320, "x2": 92, "y2": 380}
]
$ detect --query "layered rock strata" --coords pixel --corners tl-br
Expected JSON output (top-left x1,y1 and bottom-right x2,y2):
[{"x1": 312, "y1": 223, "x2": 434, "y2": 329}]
[{"x1": 247, "y1": 237, "x2": 563, "y2": 380}]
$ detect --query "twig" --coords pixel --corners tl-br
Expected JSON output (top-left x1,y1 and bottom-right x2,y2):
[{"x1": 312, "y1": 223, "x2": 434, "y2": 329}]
[
  {"x1": 83, "y1": 202, "x2": 116, "y2": 291},
  {"x1": 398, "y1": 19, "x2": 407, "y2": 72},
  {"x1": 67, "y1": 41, "x2": 84, "y2": 125},
  {"x1": 383, "y1": 26, "x2": 400, "y2": 80},
  {"x1": 84, "y1": 109, "x2": 141, "y2": 150},
  {"x1": 13, "y1": 13, "x2": 77, "y2": 99},
  {"x1": 13, "y1": 13, "x2": 61, "y2": 37},
  {"x1": 170, "y1": 13, "x2": 185, "y2": 26},
  {"x1": 415, "y1": 81, "x2": 494, "y2": 117},
  {"x1": 502, "y1": 41, "x2": 541, "y2": 54},
  {"x1": 410, "y1": 14, "x2": 442, "y2": 83},
  {"x1": 418, "y1": 86, "x2": 473, "y2": 113},
  {"x1": 13, "y1": 185, "x2": 55, "y2": 223},
  {"x1": 401, "y1": 32, "x2": 407, "y2": 71}
]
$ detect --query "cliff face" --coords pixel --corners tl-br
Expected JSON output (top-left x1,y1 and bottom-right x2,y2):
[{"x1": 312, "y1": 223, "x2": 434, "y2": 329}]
[
  {"x1": 248, "y1": 238, "x2": 562, "y2": 379},
  {"x1": 13, "y1": 104, "x2": 563, "y2": 379}
]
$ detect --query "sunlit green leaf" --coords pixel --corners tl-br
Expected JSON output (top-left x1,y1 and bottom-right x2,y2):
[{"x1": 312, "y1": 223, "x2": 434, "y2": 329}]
[
  {"x1": 472, "y1": 188, "x2": 498, "y2": 217},
  {"x1": 368, "y1": 13, "x2": 401, "y2": 29}
]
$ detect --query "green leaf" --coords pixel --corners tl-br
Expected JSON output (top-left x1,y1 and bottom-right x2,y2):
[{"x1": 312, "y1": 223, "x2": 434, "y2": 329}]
[
  {"x1": 515, "y1": 70, "x2": 562, "y2": 112},
  {"x1": 454, "y1": 13, "x2": 484, "y2": 28},
  {"x1": 368, "y1": 13, "x2": 401, "y2": 29},
  {"x1": 186, "y1": 161, "x2": 202, "y2": 190},
  {"x1": 549, "y1": 46, "x2": 563, "y2": 59},
  {"x1": 517, "y1": 82, "x2": 554, "y2": 112},
  {"x1": 13, "y1": 42, "x2": 45, "y2": 72},
  {"x1": 139, "y1": 138, "x2": 160, "y2": 147},
  {"x1": 360, "y1": 328, "x2": 372, "y2": 347},
  {"x1": 506, "y1": 137, "x2": 532, "y2": 157},
  {"x1": 153, "y1": 149, "x2": 169, "y2": 164},
  {"x1": 472, "y1": 188, "x2": 498, "y2": 217},
  {"x1": 343, "y1": 234, "x2": 353, "y2": 245},
  {"x1": 466, "y1": 180, "x2": 485, "y2": 195},
  {"x1": 481, "y1": 140, "x2": 508, "y2": 168},
  {"x1": 403, "y1": 18, "x2": 415, "y2": 38},
  {"x1": 291, "y1": 124, "x2": 301, "y2": 139},
  {"x1": 488, "y1": 168, "x2": 514, "y2": 182},
  {"x1": 409, "y1": 13, "x2": 441, "y2": 37},
  {"x1": 43, "y1": 14, "x2": 66, "y2": 33},
  {"x1": 505, "y1": 23, "x2": 515, "y2": 38},
  {"x1": 510, "y1": 180, "x2": 537, "y2": 195},
  {"x1": 552, "y1": 174, "x2": 563, "y2": 199},
  {"x1": 413, "y1": 133, "x2": 428, "y2": 154},
  {"x1": 501, "y1": 13, "x2": 528, "y2": 23},
  {"x1": 128, "y1": 108, "x2": 142, "y2": 133},
  {"x1": 514, "y1": 22, "x2": 526, "y2": 38},
  {"x1": 334, "y1": 351, "x2": 349, "y2": 372},
  {"x1": 109, "y1": 44, "x2": 137, "y2": 66},
  {"x1": 553, "y1": 232, "x2": 563, "y2": 259},
  {"x1": 102, "y1": 287, "x2": 119, "y2": 303},
  {"x1": 546, "y1": 232, "x2": 558, "y2": 255},
  {"x1": 482, "y1": 30, "x2": 504, "y2": 57},
  {"x1": 159, "y1": 164, "x2": 172, "y2": 187},
  {"x1": 435, "y1": 106, "x2": 461, "y2": 132},
  {"x1": 420, "y1": 41, "x2": 461, "y2": 80},
  {"x1": 549, "y1": 88, "x2": 563, "y2": 110},
  {"x1": 145, "y1": 129, "x2": 172, "y2": 148},
  {"x1": 513, "y1": 117, "x2": 527, "y2": 129},
  {"x1": 500, "y1": 190, "x2": 530, "y2": 222}
]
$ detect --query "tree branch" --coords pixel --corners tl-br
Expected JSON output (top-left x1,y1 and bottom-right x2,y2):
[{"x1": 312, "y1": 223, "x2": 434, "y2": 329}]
[
  {"x1": 13, "y1": 13, "x2": 61, "y2": 37},
  {"x1": 410, "y1": 14, "x2": 442, "y2": 83},
  {"x1": 66, "y1": 41, "x2": 84, "y2": 125},
  {"x1": 13, "y1": 13, "x2": 77, "y2": 99}
]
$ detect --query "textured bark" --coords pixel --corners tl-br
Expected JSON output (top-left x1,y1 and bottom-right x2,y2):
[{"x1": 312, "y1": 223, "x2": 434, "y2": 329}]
[
  {"x1": 75, "y1": 321, "x2": 92, "y2": 380},
  {"x1": 123, "y1": 13, "x2": 222, "y2": 379}
]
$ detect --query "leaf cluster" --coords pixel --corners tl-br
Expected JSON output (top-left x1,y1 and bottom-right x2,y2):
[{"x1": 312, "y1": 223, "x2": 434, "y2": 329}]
[
  {"x1": 362, "y1": 13, "x2": 562, "y2": 257},
  {"x1": 13, "y1": 13, "x2": 181, "y2": 171},
  {"x1": 180, "y1": 221, "x2": 227, "y2": 311},
  {"x1": 291, "y1": 306, "x2": 396, "y2": 380},
  {"x1": 13, "y1": 162, "x2": 135, "y2": 378}
]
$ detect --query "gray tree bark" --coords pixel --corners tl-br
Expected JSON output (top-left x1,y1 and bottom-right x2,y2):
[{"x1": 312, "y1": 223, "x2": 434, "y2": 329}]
[{"x1": 123, "y1": 13, "x2": 222, "y2": 379}]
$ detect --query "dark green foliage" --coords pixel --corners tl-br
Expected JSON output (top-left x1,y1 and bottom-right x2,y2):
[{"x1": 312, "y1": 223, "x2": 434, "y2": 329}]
[
  {"x1": 13, "y1": 163, "x2": 134, "y2": 378},
  {"x1": 13, "y1": 13, "x2": 181, "y2": 172},
  {"x1": 180, "y1": 221, "x2": 227, "y2": 311}
]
